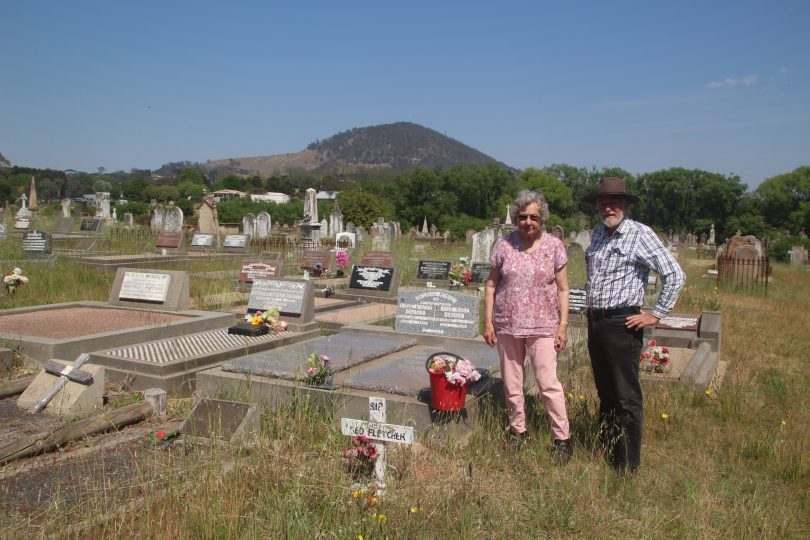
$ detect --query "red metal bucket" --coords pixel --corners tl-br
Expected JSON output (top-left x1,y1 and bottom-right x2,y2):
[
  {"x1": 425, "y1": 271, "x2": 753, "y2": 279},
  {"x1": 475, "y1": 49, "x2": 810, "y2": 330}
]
[{"x1": 428, "y1": 370, "x2": 468, "y2": 411}]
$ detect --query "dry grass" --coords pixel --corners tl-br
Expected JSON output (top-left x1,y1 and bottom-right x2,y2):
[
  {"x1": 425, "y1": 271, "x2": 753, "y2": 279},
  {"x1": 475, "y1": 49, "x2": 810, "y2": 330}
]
[{"x1": 1, "y1": 241, "x2": 808, "y2": 538}]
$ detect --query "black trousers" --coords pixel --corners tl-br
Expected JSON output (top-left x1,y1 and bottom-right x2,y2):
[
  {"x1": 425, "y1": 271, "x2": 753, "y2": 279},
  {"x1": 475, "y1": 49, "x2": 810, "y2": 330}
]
[{"x1": 587, "y1": 312, "x2": 644, "y2": 470}]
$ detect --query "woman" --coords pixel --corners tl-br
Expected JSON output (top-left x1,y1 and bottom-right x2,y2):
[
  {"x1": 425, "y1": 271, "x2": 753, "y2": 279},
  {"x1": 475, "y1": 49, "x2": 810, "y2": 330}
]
[{"x1": 484, "y1": 190, "x2": 572, "y2": 462}]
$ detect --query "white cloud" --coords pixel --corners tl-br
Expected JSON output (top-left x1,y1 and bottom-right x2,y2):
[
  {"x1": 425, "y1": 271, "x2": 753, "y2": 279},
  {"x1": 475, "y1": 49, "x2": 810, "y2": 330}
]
[{"x1": 705, "y1": 74, "x2": 759, "y2": 88}]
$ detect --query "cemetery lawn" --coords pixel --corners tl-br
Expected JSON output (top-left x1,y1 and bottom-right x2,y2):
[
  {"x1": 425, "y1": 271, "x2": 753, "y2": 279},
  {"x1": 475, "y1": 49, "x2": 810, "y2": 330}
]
[{"x1": 0, "y1": 249, "x2": 807, "y2": 538}]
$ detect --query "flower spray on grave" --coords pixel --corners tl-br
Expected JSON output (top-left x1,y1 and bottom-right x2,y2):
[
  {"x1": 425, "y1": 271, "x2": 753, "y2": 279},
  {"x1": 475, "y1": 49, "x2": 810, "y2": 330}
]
[
  {"x1": 247, "y1": 306, "x2": 288, "y2": 332},
  {"x1": 342, "y1": 434, "x2": 379, "y2": 482},
  {"x1": 426, "y1": 352, "x2": 482, "y2": 411},
  {"x1": 336, "y1": 250, "x2": 350, "y2": 278},
  {"x1": 448, "y1": 256, "x2": 472, "y2": 289},
  {"x1": 3, "y1": 268, "x2": 28, "y2": 295},
  {"x1": 305, "y1": 352, "x2": 333, "y2": 386},
  {"x1": 310, "y1": 262, "x2": 328, "y2": 278},
  {"x1": 640, "y1": 339, "x2": 671, "y2": 373}
]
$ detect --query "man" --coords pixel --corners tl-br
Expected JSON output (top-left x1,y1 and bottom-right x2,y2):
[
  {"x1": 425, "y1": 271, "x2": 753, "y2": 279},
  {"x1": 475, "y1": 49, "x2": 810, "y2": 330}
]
[{"x1": 584, "y1": 177, "x2": 685, "y2": 472}]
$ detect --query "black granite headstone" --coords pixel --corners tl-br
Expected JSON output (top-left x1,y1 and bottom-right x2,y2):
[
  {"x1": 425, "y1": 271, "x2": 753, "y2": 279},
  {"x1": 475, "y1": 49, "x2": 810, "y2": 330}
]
[
  {"x1": 79, "y1": 218, "x2": 100, "y2": 232},
  {"x1": 416, "y1": 260, "x2": 452, "y2": 280},
  {"x1": 470, "y1": 263, "x2": 491, "y2": 283},
  {"x1": 22, "y1": 230, "x2": 52, "y2": 255},
  {"x1": 349, "y1": 266, "x2": 394, "y2": 291},
  {"x1": 569, "y1": 288, "x2": 587, "y2": 313}
]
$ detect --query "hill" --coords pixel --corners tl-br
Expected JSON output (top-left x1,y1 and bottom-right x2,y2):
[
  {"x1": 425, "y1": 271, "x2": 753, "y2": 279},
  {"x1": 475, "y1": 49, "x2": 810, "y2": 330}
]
[{"x1": 201, "y1": 122, "x2": 508, "y2": 177}]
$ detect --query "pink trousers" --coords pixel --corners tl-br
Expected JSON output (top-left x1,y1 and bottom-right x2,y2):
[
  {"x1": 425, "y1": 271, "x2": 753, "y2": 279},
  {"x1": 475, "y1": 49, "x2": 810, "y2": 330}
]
[{"x1": 497, "y1": 334, "x2": 570, "y2": 440}]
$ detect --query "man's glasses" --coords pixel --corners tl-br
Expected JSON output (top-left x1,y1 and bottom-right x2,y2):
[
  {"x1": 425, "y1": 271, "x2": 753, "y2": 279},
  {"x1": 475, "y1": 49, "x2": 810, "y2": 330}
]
[{"x1": 518, "y1": 214, "x2": 541, "y2": 222}]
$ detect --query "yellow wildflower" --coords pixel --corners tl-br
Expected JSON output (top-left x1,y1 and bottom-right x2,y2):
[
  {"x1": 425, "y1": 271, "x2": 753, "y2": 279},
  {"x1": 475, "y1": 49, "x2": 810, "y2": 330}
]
[
  {"x1": 578, "y1": 394, "x2": 586, "y2": 401},
  {"x1": 660, "y1": 413, "x2": 669, "y2": 420},
  {"x1": 410, "y1": 506, "x2": 420, "y2": 514},
  {"x1": 352, "y1": 490, "x2": 360, "y2": 498},
  {"x1": 377, "y1": 514, "x2": 387, "y2": 524},
  {"x1": 705, "y1": 389, "x2": 712, "y2": 396},
  {"x1": 566, "y1": 392, "x2": 574, "y2": 399}
]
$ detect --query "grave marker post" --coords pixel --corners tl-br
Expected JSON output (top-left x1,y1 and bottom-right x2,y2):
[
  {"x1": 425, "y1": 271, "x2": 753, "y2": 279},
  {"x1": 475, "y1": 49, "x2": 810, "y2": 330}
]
[{"x1": 340, "y1": 396, "x2": 414, "y2": 495}]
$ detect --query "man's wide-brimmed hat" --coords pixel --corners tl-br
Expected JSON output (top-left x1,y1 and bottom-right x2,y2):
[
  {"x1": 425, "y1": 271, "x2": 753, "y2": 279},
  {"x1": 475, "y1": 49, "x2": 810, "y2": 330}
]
[{"x1": 583, "y1": 177, "x2": 639, "y2": 204}]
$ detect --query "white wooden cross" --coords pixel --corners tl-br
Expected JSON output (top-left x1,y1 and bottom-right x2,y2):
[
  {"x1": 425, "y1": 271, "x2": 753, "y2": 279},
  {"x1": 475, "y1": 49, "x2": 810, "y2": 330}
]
[{"x1": 340, "y1": 396, "x2": 414, "y2": 495}]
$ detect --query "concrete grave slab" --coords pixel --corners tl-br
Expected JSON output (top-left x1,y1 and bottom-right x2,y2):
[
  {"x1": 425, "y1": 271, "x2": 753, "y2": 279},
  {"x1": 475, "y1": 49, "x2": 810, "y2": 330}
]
[
  {"x1": 180, "y1": 398, "x2": 260, "y2": 444},
  {"x1": 17, "y1": 364, "x2": 105, "y2": 418},
  {"x1": 221, "y1": 333, "x2": 418, "y2": 382}
]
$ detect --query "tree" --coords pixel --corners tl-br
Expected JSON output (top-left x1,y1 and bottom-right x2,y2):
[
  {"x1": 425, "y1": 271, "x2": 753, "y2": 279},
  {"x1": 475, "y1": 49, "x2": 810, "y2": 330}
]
[
  {"x1": 516, "y1": 168, "x2": 574, "y2": 219},
  {"x1": 393, "y1": 167, "x2": 457, "y2": 227},
  {"x1": 756, "y1": 166, "x2": 810, "y2": 232},
  {"x1": 336, "y1": 190, "x2": 385, "y2": 229}
]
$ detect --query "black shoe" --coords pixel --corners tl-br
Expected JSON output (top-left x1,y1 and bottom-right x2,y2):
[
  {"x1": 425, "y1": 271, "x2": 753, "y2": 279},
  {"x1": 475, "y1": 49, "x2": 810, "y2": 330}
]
[{"x1": 552, "y1": 438, "x2": 573, "y2": 464}]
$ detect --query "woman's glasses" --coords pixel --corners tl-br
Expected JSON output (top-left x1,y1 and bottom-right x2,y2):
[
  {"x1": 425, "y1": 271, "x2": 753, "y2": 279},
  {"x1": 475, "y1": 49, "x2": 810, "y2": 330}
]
[{"x1": 518, "y1": 214, "x2": 541, "y2": 222}]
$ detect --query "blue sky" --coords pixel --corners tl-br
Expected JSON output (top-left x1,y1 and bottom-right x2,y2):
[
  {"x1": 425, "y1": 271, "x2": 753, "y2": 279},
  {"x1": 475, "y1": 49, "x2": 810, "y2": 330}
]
[{"x1": 2, "y1": 1, "x2": 808, "y2": 189}]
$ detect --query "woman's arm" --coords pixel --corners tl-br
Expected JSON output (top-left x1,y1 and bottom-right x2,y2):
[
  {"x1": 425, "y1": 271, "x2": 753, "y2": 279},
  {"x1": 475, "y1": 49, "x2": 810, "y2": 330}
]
[
  {"x1": 554, "y1": 264, "x2": 570, "y2": 352},
  {"x1": 483, "y1": 266, "x2": 501, "y2": 347}
]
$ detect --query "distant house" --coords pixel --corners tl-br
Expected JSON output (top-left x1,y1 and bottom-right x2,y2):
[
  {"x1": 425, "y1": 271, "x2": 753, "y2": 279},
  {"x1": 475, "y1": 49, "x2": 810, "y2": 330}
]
[
  {"x1": 250, "y1": 192, "x2": 290, "y2": 204},
  {"x1": 210, "y1": 189, "x2": 247, "y2": 203},
  {"x1": 316, "y1": 191, "x2": 339, "y2": 200}
]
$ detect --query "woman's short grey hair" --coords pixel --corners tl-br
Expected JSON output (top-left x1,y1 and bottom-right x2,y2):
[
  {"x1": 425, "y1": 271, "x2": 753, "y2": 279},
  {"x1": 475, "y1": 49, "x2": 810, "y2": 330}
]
[{"x1": 510, "y1": 190, "x2": 550, "y2": 224}]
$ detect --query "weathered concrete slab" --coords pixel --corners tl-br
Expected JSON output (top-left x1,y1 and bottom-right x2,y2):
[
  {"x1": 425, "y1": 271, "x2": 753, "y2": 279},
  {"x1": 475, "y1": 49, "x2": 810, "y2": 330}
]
[
  {"x1": 221, "y1": 333, "x2": 417, "y2": 381},
  {"x1": 343, "y1": 344, "x2": 500, "y2": 396}
]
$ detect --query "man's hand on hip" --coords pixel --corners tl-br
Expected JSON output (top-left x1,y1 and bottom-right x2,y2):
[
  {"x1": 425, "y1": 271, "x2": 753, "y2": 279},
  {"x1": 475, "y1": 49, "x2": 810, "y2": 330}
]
[{"x1": 625, "y1": 311, "x2": 659, "y2": 329}]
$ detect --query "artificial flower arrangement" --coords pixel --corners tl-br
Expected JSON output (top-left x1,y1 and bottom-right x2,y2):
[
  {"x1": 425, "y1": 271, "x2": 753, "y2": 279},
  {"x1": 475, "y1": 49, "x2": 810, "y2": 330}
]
[
  {"x1": 3, "y1": 268, "x2": 28, "y2": 294},
  {"x1": 247, "y1": 306, "x2": 288, "y2": 332},
  {"x1": 640, "y1": 339, "x2": 671, "y2": 373},
  {"x1": 448, "y1": 256, "x2": 472, "y2": 287},
  {"x1": 335, "y1": 250, "x2": 350, "y2": 277},
  {"x1": 305, "y1": 352, "x2": 333, "y2": 385},
  {"x1": 342, "y1": 435, "x2": 379, "y2": 480},
  {"x1": 310, "y1": 262, "x2": 328, "y2": 277},
  {"x1": 427, "y1": 353, "x2": 482, "y2": 386}
]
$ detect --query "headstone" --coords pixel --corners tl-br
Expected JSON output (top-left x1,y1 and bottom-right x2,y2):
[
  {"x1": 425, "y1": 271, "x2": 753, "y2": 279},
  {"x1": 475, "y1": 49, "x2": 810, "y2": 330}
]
[
  {"x1": 0, "y1": 223, "x2": 6, "y2": 240},
  {"x1": 255, "y1": 212, "x2": 271, "y2": 240},
  {"x1": 708, "y1": 224, "x2": 716, "y2": 246},
  {"x1": 14, "y1": 217, "x2": 30, "y2": 230},
  {"x1": 28, "y1": 176, "x2": 39, "y2": 211},
  {"x1": 789, "y1": 245, "x2": 808, "y2": 265},
  {"x1": 349, "y1": 266, "x2": 395, "y2": 291},
  {"x1": 80, "y1": 217, "x2": 101, "y2": 232},
  {"x1": 416, "y1": 260, "x2": 452, "y2": 281},
  {"x1": 242, "y1": 213, "x2": 256, "y2": 237},
  {"x1": 95, "y1": 192, "x2": 111, "y2": 219},
  {"x1": 700, "y1": 232, "x2": 707, "y2": 245},
  {"x1": 190, "y1": 233, "x2": 216, "y2": 250},
  {"x1": 421, "y1": 217, "x2": 429, "y2": 236},
  {"x1": 568, "y1": 287, "x2": 587, "y2": 313},
  {"x1": 17, "y1": 356, "x2": 105, "y2": 417},
  {"x1": 61, "y1": 198, "x2": 72, "y2": 217},
  {"x1": 551, "y1": 225, "x2": 565, "y2": 241},
  {"x1": 197, "y1": 196, "x2": 218, "y2": 235},
  {"x1": 335, "y1": 232, "x2": 356, "y2": 248},
  {"x1": 300, "y1": 250, "x2": 334, "y2": 272},
  {"x1": 470, "y1": 263, "x2": 492, "y2": 283},
  {"x1": 155, "y1": 231, "x2": 184, "y2": 250},
  {"x1": 247, "y1": 278, "x2": 314, "y2": 322},
  {"x1": 239, "y1": 260, "x2": 284, "y2": 282},
  {"x1": 164, "y1": 206, "x2": 184, "y2": 233},
  {"x1": 112, "y1": 208, "x2": 118, "y2": 222},
  {"x1": 151, "y1": 204, "x2": 165, "y2": 232},
  {"x1": 329, "y1": 205, "x2": 343, "y2": 238},
  {"x1": 108, "y1": 268, "x2": 190, "y2": 311},
  {"x1": 395, "y1": 289, "x2": 480, "y2": 338},
  {"x1": 123, "y1": 213, "x2": 134, "y2": 228},
  {"x1": 304, "y1": 188, "x2": 319, "y2": 243},
  {"x1": 223, "y1": 234, "x2": 251, "y2": 252},
  {"x1": 22, "y1": 230, "x2": 52, "y2": 256},
  {"x1": 361, "y1": 251, "x2": 395, "y2": 267},
  {"x1": 51, "y1": 216, "x2": 76, "y2": 234},
  {"x1": 340, "y1": 396, "x2": 414, "y2": 495},
  {"x1": 574, "y1": 230, "x2": 591, "y2": 251},
  {"x1": 471, "y1": 227, "x2": 501, "y2": 263}
]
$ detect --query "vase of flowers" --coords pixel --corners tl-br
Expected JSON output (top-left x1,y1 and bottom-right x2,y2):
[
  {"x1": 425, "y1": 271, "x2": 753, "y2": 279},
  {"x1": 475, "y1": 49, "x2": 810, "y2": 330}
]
[
  {"x1": 3, "y1": 268, "x2": 28, "y2": 295},
  {"x1": 447, "y1": 257, "x2": 472, "y2": 289},
  {"x1": 640, "y1": 339, "x2": 671, "y2": 373},
  {"x1": 426, "y1": 352, "x2": 482, "y2": 411},
  {"x1": 335, "y1": 250, "x2": 350, "y2": 278},
  {"x1": 310, "y1": 262, "x2": 326, "y2": 278},
  {"x1": 305, "y1": 352, "x2": 333, "y2": 387},
  {"x1": 341, "y1": 434, "x2": 379, "y2": 481}
]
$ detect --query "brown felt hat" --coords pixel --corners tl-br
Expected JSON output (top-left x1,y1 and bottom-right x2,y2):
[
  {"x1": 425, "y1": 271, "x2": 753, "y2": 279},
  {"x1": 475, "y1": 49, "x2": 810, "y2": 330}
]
[{"x1": 583, "y1": 177, "x2": 639, "y2": 204}]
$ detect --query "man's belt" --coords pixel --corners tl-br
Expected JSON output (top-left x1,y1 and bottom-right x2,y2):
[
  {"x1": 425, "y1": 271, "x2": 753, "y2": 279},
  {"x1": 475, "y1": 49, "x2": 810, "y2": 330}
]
[{"x1": 587, "y1": 306, "x2": 640, "y2": 320}]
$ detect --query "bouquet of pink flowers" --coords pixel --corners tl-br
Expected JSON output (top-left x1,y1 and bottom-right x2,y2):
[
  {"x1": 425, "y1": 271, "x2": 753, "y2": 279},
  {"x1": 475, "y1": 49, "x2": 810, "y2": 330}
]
[
  {"x1": 305, "y1": 352, "x2": 332, "y2": 385},
  {"x1": 428, "y1": 353, "x2": 482, "y2": 386},
  {"x1": 3, "y1": 267, "x2": 28, "y2": 294},
  {"x1": 336, "y1": 250, "x2": 350, "y2": 277},
  {"x1": 640, "y1": 339, "x2": 670, "y2": 373}
]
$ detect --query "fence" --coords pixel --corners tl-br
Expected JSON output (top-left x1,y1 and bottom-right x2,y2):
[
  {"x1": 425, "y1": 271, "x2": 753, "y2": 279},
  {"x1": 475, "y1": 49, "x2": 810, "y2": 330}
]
[{"x1": 716, "y1": 255, "x2": 770, "y2": 295}]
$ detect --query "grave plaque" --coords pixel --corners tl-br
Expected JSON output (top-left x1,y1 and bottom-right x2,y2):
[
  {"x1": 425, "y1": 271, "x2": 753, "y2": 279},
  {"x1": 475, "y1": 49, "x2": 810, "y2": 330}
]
[
  {"x1": 0, "y1": 223, "x2": 7, "y2": 240},
  {"x1": 22, "y1": 230, "x2": 52, "y2": 255},
  {"x1": 239, "y1": 260, "x2": 283, "y2": 282},
  {"x1": 15, "y1": 217, "x2": 31, "y2": 230},
  {"x1": 80, "y1": 218, "x2": 100, "y2": 232},
  {"x1": 223, "y1": 234, "x2": 249, "y2": 249},
  {"x1": 155, "y1": 231, "x2": 183, "y2": 249},
  {"x1": 657, "y1": 316, "x2": 699, "y2": 331},
  {"x1": 395, "y1": 289, "x2": 480, "y2": 338},
  {"x1": 247, "y1": 279, "x2": 310, "y2": 317},
  {"x1": 349, "y1": 266, "x2": 394, "y2": 291},
  {"x1": 300, "y1": 250, "x2": 333, "y2": 270},
  {"x1": 118, "y1": 272, "x2": 171, "y2": 303},
  {"x1": 569, "y1": 288, "x2": 587, "y2": 313},
  {"x1": 190, "y1": 233, "x2": 215, "y2": 248},
  {"x1": 361, "y1": 251, "x2": 395, "y2": 267},
  {"x1": 416, "y1": 260, "x2": 452, "y2": 280},
  {"x1": 471, "y1": 263, "x2": 491, "y2": 283}
]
